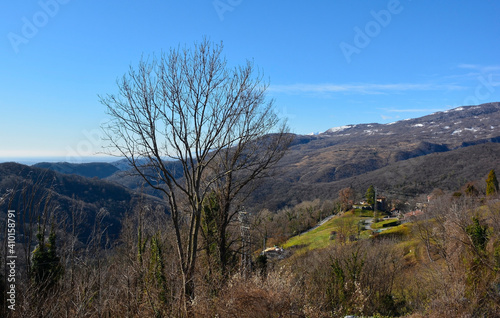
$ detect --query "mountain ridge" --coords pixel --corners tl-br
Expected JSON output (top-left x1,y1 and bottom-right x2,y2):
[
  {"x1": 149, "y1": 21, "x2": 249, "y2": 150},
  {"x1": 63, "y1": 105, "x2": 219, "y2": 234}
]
[
  {"x1": 0, "y1": 162, "x2": 165, "y2": 241},
  {"x1": 14, "y1": 102, "x2": 500, "y2": 212},
  {"x1": 246, "y1": 102, "x2": 500, "y2": 209},
  {"x1": 33, "y1": 161, "x2": 120, "y2": 179}
]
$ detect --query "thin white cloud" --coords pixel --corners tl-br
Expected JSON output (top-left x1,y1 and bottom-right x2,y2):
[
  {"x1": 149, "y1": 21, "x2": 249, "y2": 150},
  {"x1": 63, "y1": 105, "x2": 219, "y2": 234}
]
[
  {"x1": 269, "y1": 83, "x2": 465, "y2": 95},
  {"x1": 379, "y1": 108, "x2": 443, "y2": 113},
  {"x1": 458, "y1": 63, "x2": 480, "y2": 70},
  {"x1": 271, "y1": 65, "x2": 500, "y2": 96},
  {"x1": 457, "y1": 64, "x2": 500, "y2": 73}
]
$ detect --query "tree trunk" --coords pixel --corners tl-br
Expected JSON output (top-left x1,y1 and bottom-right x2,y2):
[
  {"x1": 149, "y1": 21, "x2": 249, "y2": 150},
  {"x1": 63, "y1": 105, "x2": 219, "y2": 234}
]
[{"x1": 182, "y1": 272, "x2": 195, "y2": 317}]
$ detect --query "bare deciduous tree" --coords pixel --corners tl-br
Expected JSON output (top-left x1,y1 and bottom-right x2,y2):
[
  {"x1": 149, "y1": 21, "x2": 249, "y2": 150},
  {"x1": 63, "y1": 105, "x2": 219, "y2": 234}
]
[
  {"x1": 338, "y1": 187, "x2": 355, "y2": 212},
  {"x1": 100, "y1": 39, "x2": 289, "y2": 313}
]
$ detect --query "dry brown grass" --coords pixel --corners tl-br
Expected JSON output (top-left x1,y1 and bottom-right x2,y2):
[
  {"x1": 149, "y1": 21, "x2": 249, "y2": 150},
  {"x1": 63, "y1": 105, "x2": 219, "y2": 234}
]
[{"x1": 193, "y1": 270, "x2": 306, "y2": 318}]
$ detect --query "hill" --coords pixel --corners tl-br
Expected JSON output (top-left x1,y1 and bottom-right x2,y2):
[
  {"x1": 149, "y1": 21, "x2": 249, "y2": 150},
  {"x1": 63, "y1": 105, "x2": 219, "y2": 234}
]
[
  {"x1": 247, "y1": 102, "x2": 500, "y2": 209},
  {"x1": 0, "y1": 162, "x2": 165, "y2": 241},
  {"x1": 253, "y1": 142, "x2": 500, "y2": 209},
  {"x1": 33, "y1": 162, "x2": 120, "y2": 179},
  {"x1": 105, "y1": 160, "x2": 185, "y2": 198}
]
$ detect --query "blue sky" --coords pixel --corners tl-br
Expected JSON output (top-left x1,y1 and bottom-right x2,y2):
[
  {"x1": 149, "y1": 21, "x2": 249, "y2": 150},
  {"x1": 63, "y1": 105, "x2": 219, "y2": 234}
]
[{"x1": 1, "y1": 0, "x2": 500, "y2": 162}]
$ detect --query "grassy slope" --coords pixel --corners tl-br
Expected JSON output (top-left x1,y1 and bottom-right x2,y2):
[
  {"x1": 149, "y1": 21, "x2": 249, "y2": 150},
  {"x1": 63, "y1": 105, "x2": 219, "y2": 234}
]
[
  {"x1": 283, "y1": 209, "x2": 419, "y2": 259},
  {"x1": 283, "y1": 210, "x2": 368, "y2": 253}
]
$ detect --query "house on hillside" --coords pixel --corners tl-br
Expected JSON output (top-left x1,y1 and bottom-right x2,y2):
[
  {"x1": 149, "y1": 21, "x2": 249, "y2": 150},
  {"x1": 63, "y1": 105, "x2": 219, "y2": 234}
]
[
  {"x1": 262, "y1": 246, "x2": 287, "y2": 260},
  {"x1": 353, "y1": 197, "x2": 387, "y2": 211},
  {"x1": 376, "y1": 196, "x2": 387, "y2": 211},
  {"x1": 389, "y1": 208, "x2": 402, "y2": 218},
  {"x1": 353, "y1": 203, "x2": 371, "y2": 210},
  {"x1": 415, "y1": 202, "x2": 427, "y2": 209},
  {"x1": 404, "y1": 209, "x2": 424, "y2": 221}
]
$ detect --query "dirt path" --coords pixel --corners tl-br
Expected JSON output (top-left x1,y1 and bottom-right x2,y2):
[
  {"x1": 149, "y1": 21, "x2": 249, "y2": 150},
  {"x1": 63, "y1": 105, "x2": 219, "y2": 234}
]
[
  {"x1": 298, "y1": 215, "x2": 399, "y2": 237},
  {"x1": 300, "y1": 214, "x2": 336, "y2": 235}
]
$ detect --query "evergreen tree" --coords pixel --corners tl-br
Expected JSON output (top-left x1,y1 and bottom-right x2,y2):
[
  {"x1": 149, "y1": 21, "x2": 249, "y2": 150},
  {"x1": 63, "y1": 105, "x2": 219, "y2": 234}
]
[
  {"x1": 486, "y1": 169, "x2": 499, "y2": 196},
  {"x1": 466, "y1": 217, "x2": 489, "y2": 251},
  {"x1": 148, "y1": 234, "x2": 169, "y2": 309},
  {"x1": 31, "y1": 224, "x2": 63, "y2": 289},
  {"x1": 255, "y1": 254, "x2": 268, "y2": 277},
  {"x1": 365, "y1": 185, "x2": 375, "y2": 206}
]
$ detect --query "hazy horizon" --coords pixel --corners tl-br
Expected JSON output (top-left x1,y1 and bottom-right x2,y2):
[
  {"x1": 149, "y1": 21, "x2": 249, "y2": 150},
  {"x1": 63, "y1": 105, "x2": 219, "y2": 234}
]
[{"x1": 0, "y1": 156, "x2": 120, "y2": 166}]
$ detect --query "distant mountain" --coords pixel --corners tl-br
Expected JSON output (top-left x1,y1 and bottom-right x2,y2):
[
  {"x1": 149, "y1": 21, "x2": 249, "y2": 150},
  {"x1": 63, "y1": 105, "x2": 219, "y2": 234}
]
[
  {"x1": 0, "y1": 162, "x2": 165, "y2": 241},
  {"x1": 110, "y1": 158, "x2": 134, "y2": 171},
  {"x1": 319, "y1": 102, "x2": 500, "y2": 148},
  {"x1": 105, "y1": 160, "x2": 184, "y2": 198},
  {"x1": 246, "y1": 102, "x2": 500, "y2": 209},
  {"x1": 251, "y1": 142, "x2": 500, "y2": 209},
  {"x1": 33, "y1": 162, "x2": 120, "y2": 179},
  {"x1": 95, "y1": 102, "x2": 500, "y2": 211}
]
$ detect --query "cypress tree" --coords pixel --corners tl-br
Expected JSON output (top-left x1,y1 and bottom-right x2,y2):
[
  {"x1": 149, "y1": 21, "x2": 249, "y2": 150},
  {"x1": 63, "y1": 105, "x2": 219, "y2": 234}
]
[
  {"x1": 486, "y1": 169, "x2": 499, "y2": 196},
  {"x1": 365, "y1": 185, "x2": 375, "y2": 206}
]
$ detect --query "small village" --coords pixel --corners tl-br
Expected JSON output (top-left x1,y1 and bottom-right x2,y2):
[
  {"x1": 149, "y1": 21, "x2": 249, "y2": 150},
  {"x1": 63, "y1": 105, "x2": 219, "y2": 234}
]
[{"x1": 261, "y1": 188, "x2": 436, "y2": 261}]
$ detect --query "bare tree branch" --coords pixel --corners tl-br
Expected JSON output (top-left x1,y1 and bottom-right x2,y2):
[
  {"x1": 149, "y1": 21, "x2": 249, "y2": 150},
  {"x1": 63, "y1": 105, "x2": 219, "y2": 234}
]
[{"x1": 100, "y1": 39, "x2": 289, "y2": 313}]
